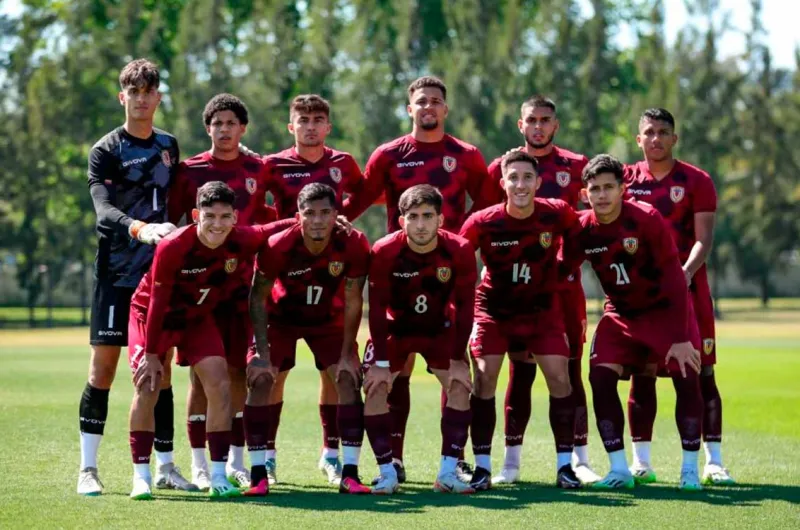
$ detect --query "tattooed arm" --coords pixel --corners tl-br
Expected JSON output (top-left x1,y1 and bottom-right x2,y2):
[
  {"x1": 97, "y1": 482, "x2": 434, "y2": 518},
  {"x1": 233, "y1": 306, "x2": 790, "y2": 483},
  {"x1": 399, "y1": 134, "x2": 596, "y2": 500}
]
[
  {"x1": 249, "y1": 270, "x2": 274, "y2": 365},
  {"x1": 341, "y1": 276, "x2": 366, "y2": 359}
]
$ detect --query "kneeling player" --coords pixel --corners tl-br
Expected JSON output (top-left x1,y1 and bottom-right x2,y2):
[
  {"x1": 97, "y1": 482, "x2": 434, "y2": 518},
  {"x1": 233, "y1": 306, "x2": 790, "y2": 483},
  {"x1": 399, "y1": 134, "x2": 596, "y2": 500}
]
[
  {"x1": 459, "y1": 151, "x2": 582, "y2": 490},
  {"x1": 127, "y1": 181, "x2": 274, "y2": 499},
  {"x1": 561, "y1": 154, "x2": 704, "y2": 490},
  {"x1": 244, "y1": 183, "x2": 371, "y2": 496},
  {"x1": 361, "y1": 184, "x2": 477, "y2": 494}
]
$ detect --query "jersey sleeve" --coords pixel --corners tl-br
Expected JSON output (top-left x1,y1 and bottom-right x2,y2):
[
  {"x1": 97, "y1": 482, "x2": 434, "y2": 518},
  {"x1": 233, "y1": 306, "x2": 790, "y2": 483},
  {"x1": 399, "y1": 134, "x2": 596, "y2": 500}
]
[
  {"x1": 341, "y1": 156, "x2": 366, "y2": 220},
  {"x1": 255, "y1": 231, "x2": 290, "y2": 280},
  {"x1": 346, "y1": 232, "x2": 371, "y2": 278},
  {"x1": 167, "y1": 163, "x2": 192, "y2": 226},
  {"x1": 692, "y1": 172, "x2": 717, "y2": 213},
  {"x1": 451, "y1": 241, "x2": 477, "y2": 360},
  {"x1": 367, "y1": 243, "x2": 393, "y2": 362},
  {"x1": 485, "y1": 157, "x2": 506, "y2": 205},
  {"x1": 144, "y1": 238, "x2": 182, "y2": 355},
  {"x1": 464, "y1": 148, "x2": 497, "y2": 213},
  {"x1": 557, "y1": 204, "x2": 585, "y2": 279},
  {"x1": 457, "y1": 212, "x2": 482, "y2": 251},
  {"x1": 342, "y1": 147, "x2": 388, "y2": 221},
  {"x1": 88, "y1": 145, "x2": 134, "y2": 237}
]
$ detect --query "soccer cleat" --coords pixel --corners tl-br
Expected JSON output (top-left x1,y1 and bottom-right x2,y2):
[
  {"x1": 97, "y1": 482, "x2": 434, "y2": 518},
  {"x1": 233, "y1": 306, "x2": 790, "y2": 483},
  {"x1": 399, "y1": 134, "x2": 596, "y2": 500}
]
[
  {"x1": 155, "y1": 463, "x2": 199, "y2": 492},
  {"x1": 679, "y1": 468, "x2": 703, "y2": 491},
  {"x1": 130, "y1": 476, "x2": 153, "y2": 500},
  {"x1": 492, "y1": 467, "x2": 520, "y2": 485},
  {"x1": 372, "y1": 473, "x2": 400, "y2": 495},
  {"x1": 455, "y1": 460, "x2": 474, "y2": 483},
  {"x1": 371, "y1": 461, "x2": 406, "y2": 486},
  {"x1": 556, "y1": 464, "x2": 583, "y2": 489},
  {"x1": 339, "y1": 476, "x2": 371, "y2": 494},
  {"x1": 191, "y1": 465, "x2": 211, "y2": 492},
  {"x1": 591, "y1": 470, "x2": 635, "y2": 490},
  {"x1": 209, "y1": 475, "x2": 242, "y2": 498},
  {"x1": 77, "y1": 467, "x2": 104, "y2": 496},
  {"x1": 318, "y1": 456, "x2": 343, "y2": 485},
  {"x1": 265, "y1": 458, "x2": 278, "y2": 485},
  {"x1": 573, "y1": 463, "x2": 602, "y2": 485},
  {"x1": 243, "y1": 478, "x2": 269, "y2": 497},
  {"x1": 469, "y1": 466, "x2": 492, "y2": 491},
  {"x1": 630, "y1": 462, "x2": 657, "y2": 484},
  {"x1": 702, "y1": 464, "x2": 736, "y2": 486},
  {"x1": 226, "y1": 466, "x2": 251, "y2": 489},
  {"x1": 434, "y1": 472, "x2": 476, "y2": 494}
]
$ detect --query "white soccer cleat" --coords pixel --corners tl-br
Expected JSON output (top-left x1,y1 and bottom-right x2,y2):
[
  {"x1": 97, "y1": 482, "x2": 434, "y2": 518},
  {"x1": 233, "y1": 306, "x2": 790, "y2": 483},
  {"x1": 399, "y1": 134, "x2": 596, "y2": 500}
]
[
  {"x1": 434, "y1": 472, "x2": 476, "y2": 494},
  {"x1": 77, "y1": 467, "x2": 104, "y2": 496},
  {"x1": 155, "y1": 463, "x2": 199, "y2": 491},
  {"x1": 372, "y1": 472, "x2": 400, "y2": 495},
  {"x1": 591, "y1": 470, "x2": 635, "y2": 490},
  {"x1": 130, "y1": 476, "x2": 153, "y2": 500},
  {"x1": 573, "y1": 463, "x2": 602, "y2": 485},
  {"x1": 209, "y1": 474, "x2": 242, "y2": 498},
  {"x1": 702, "y1": 464, "x2": 735, "y2": 486},
  {"x1": 226, "y1": 465, "x2": 251, "y2": 488},
  {"x1": 680, "y1": 467, "x2": 703, "y2": 491},
  {"x1": 191, "y1": 465, "x2": 211, "y2": 492},
  {"x1": 491, "y1": 467, "x2": 520, "y2": 485},
  {"x1": 630, "y1": 462, "x2": 657, "y2": 484},
  {"x1": 318, "y1": 456, "x2": 343, "y2": 485}
]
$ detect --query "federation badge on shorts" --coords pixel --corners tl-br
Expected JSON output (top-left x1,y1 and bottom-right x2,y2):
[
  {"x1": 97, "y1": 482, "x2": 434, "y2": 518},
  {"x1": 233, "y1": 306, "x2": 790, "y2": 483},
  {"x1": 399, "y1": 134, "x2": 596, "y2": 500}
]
[
  {"x1": 443, "y1": 156, "x2": 457, "y2": 173},
  {"x1": 161, "y1": 150, "x2": 172, "y2": 168},
  {"x1": 436, "y1": 266, "x2": 451, "y2": 283},
  {"x1": 224, "y1": 258, "x2": 238, "y2": 273},
  {"x1": 623, "y1": 237, "x2": 638, "y2": 254},
  {"x1": 539, "y1": 232, "x2": 552, "y2": 249},
  {"x1": 329, "y1": 167, "x2": 342, "y2": 183},
  {"x1": 703, "y1": 338, "x2": 715, "y2": 355},
  {"x1": 328, "y1": 261, "x2": 344, "y2": 277},
  {"x1": 245, "y1": 177, "x2": 257, "y2": 195},
  {"x1": 556, "y1": 171, "x2": 571, "y2": 187},
  {"x1": 670, "y1": 185, "x2": 685, "y2": 203}
]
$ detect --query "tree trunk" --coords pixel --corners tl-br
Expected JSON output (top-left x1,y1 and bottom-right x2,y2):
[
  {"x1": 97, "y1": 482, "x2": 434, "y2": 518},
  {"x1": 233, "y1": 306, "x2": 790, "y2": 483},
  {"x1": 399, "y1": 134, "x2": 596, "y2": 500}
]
[{"x1": 760, "y1": 271, "x2": 770, "y2": 308}]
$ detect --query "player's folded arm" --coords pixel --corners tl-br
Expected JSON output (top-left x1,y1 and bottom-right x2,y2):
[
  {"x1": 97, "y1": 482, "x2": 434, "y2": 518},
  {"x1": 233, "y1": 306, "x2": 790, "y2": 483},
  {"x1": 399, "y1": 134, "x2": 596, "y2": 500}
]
[{"x1": 88, "y1": 146, "x2": 135, "y2": 238}]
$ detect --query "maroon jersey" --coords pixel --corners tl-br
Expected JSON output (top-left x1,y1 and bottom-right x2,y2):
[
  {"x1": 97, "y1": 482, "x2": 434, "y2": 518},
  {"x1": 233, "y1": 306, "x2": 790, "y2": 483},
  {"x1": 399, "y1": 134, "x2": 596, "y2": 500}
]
[
  {"x1": 345, "y1": 134, "x2": 495, "y2": 232},
  {"x1": 486, "y1": 145, "x2": 588, "y2": 207},
  {"x1": 459, "y1": 200, "x2": 581, "y2": 321},
  {"x1": 624, "y1": 160, "x2": 717, "y2": 262},
  {"x1": 264, "y1": 146, "x2": 364, "y2": 220},
  {"x1": 130, "y1": 224, "x2": 272, "y2": 354},
  {"x1": 255, "y1": 225, "x2": 370, "y2": 328},
  {"x1": 562, "y1": 201, "x2": 690, "y2": 341},
  {"x1": 368, "y1": 230, "x2": 477, "y2": 361}
]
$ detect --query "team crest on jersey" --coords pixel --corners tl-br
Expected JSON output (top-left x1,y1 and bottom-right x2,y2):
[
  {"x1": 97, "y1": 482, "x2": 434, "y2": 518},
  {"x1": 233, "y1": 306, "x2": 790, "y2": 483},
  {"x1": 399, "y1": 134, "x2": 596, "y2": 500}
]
[
  {"x1": 556, "y1": 171, "x2": 571, "y2": 187},
  {"x1": 436, "y1": 266, "x2": 452, "y2": 283},
  {"x1": 703, "y1": 338, "x2": 715, "y2": 355},
  {"x1": 224, "y1": 258, "x2": 238, "y2": 273},
  {"x1": 329, "y1": 167, "x2": 343, "y2": 183},
  {"x1": 161, "y1": 150, "x2": 172, "y2": 168},
  {"x1": 670, "y1": 186, "x2": 685, "y2": 203},
  {"x1": 328, "y1": 261, "x2": 344, "y2": 277},
  {"x1": 539, "y1": 232, "x2": 552, "y2": 249},
  {"x1": 623, "y1": 237, "x2": 638, "y2": 255},
  {"x1": 443, "y1": 156, "x2": 457, "y2": 173},
  {"x1": 245, "y1": 177, "x2": 257, "y2": 195}
]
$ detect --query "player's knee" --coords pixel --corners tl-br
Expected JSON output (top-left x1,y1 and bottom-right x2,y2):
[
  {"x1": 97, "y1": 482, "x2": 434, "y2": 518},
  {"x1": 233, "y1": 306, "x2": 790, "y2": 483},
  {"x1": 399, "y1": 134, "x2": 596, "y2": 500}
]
[
  {"x1": 160, "y1": 364, "x2": 172, "y2": 388},
  {"x1": 202, "y1": 373, "x2": 231, "y2": 404},
  {"x1": 364, "y1": 387, "x2": 389, "y2": 416},
  {"x1": 473, "y1": 370, "x2": 499, "y2": 399},
  {"x1": 133, "y1": 385, "x2": 160, "y2": 408},
  {"x1": 336, "y1": 372, "x2": 360, "y2": 405},
  {"x1": 89, "y1": 350, "x2": 119, "y2": 388},
  {"x1": 546, "y1": 372, "x2": 572, "y2": 398},
  {"x1": 446, "y1": 384, "x2": 470, "y2": 411}
]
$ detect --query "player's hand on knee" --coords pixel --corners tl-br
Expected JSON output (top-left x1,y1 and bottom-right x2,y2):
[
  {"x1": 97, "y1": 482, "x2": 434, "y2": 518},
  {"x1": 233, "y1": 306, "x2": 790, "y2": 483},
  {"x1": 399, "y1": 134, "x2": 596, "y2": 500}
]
[
  {"x1": 334, "y1": 215, "x2": 353, "y2": 235},
  {"x1": 336, "y1": 355, "x2": 360, "y2": 388},
  {"x1": 246, "y1": 355, "x2": 277, "y2": 389},
  {"x1": 448, "y1": 359, "x2": 472, "y2": 394},
  {"x1": 666, "y1": 341, "x2": 701, "y2": 378},
  {"x1": 134, "y1": 353, "x2": 164, "y2": 392},
  {"x1": 364, "y1": 366, "x2": 391, "y2": 396}
]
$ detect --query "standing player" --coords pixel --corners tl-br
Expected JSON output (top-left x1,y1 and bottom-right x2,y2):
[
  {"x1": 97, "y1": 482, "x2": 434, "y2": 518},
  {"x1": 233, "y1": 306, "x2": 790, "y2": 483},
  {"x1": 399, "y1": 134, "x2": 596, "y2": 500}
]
[
  {"x1": 361, "y1": 184, "x2": 476, "y2": 494},
  {"x1": 623, "y1": 109, "x2": 732, "y2": 485},
  {"x1": 261, "y1": 95, "x2": 366, "y2": 483},
  {"x1": 345, "y1": 76, "x2": 495, "y2": 481},
  {"x1": 127, "y1": 181, "x2": 275, "y2": 499},
  {"x1": 244, "y1": 183, "x2": 371, "y2": 496},
  {"x1": 560, "y1": 154, "x2": 704, "y2": 490},
  {"x1": 485, "y1": 96, "x2": 598, "y2": 485},
  {"x1": 459, "y1": 151, "x2": 583, "y2": 490},
  {"x1": 78, "y1": 58, "x2": 191, "y2": 495}
]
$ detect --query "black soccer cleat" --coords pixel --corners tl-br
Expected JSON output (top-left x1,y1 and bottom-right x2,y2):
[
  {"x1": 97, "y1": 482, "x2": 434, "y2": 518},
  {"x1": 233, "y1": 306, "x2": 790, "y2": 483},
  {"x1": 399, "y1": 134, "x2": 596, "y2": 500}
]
[
  {"x1": 371, "y1": 461, "x2": 406, "y2": 486},
  {"x1": 469, "y1": 466, "x2": 492, "y2": 491},
  {"x1": 455, "y1": 460, "x2": 474, "y2": 483},
  {"x1": 556, "y1": 464, "x2": 583, "y2": 489}
]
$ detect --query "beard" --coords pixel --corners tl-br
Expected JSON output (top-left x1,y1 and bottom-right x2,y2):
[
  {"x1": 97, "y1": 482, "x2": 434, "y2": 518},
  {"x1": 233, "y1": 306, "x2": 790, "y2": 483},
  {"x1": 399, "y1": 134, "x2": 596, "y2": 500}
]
[
  {"x1": 408, "y1": 230, "x2": 437, "y2": 247},
  {"x1": 525, "y1": 130, "x2": 555, "y2": 149},
  {"x1": 417, "y1": 117, "x2": 440, "y2": 131},
  {"x1": 298, "y1": 137, "x2": 323, "y2": 147}
]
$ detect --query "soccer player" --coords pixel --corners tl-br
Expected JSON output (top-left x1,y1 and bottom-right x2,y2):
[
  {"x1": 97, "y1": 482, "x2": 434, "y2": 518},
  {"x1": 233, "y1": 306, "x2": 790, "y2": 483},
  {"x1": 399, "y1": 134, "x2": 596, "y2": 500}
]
[
  {"x1": 623, "y1": 108, "x2": 732, "y2": 485},
  {"x1": 168, "y1": 93, "x2": 277, "y2": 491},
  {"x1": 485, "y1": 96, "x2": 598, "y2": 485},
  {"x1": 261, "y1": 95, "x2": 366, "y2": 484},
  {"x1": 78, "y1": 58, "x2": 191, "y2": 495},
  {"x1": 244, "y1": 183, "x2": 371, "y2": 496},
  {"x1": 345, "y1": 76, "x2": 495, "y2": 481},
  {"x1": 127, "y1": 181, "x2": 276, "y2": 500},
  {"x1": 459, "y1": 151, "x2": 583, "y2": 490},
  {"x1": 361, "y1": 184, "x2": 476, "y2": 494},
  {"x1": 560, "y1": 154, "x2": 704, "y2": 490}
]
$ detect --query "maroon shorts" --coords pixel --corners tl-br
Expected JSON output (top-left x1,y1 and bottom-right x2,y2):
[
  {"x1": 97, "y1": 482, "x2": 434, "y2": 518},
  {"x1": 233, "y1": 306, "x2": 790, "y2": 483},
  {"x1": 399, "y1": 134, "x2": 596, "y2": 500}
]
[
  {"x1": 247, "y1": 323, "x2": 342, "y2": 372},
  {"x1": 560, "y1": 280, "x2": 588, "y2": 360},
  {"x1": 470, "y1": 299, "x2": 569, "y2": 358},
  {"x1": 361, "y1": 329, "x2": 454, "y2": 374},
  {"x1": 213, "y1": 301, "x2": 252, "y2": 370},
  {"x1": 127, "y1": 315, "x2": 225, "y2": 370},
  {"x1": 691, "y1": 268, "x2": 716, "y2": 366},
  {"x1": 589, "y1": 305, "x2": 701, "y2": 376}
]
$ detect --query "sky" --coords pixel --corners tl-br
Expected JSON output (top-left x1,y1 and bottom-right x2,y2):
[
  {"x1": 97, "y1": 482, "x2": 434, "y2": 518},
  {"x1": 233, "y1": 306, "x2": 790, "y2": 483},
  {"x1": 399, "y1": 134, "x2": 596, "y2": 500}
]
[{"x1": 1, "y1": 0, "x2": 797, "y2": 68}]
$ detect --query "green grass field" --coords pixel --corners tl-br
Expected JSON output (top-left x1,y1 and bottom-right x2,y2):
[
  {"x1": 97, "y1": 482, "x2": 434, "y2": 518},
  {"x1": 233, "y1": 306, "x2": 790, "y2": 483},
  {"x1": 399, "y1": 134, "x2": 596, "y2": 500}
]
[{"x1": 0, "y1": 310, "x2": 798, "y2": 529}]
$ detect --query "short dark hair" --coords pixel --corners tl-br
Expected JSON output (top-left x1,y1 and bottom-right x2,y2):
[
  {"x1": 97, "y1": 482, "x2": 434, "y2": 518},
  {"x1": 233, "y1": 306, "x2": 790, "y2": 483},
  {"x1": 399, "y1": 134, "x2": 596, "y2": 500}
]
[
  {"x1": 203, "y1": 93, "x2": 249, "y2": 126},
  {"x1": 407, "y1": 76, "x2": 447, "y2": 101},
  {"x1": 398, "y1": 184, "x2": 443, "y2": 215},
  {"x1": 196, "y1": 181, "x2": 236, "y2": 208},
  {"x1": 119, "y1": 59, "x2": 160, "y2": 91},
  {"x1": 501, "y1": 150, "x2": 539, "y2": 175},
  {"x1": 290, "y1": 94, "x2": 331, "y2": 119},
  {"x1": 521, "y1": 95, "x2": 556, "y2": 115},
  {"x1": 639, "y1": 108, "x2": 675, "y2": 130},
  {"x1": 297, "y1": 183, "x2": 337, "y2": 211},
  {"x1": 582, "y1": 154, "x2": 624, "y2": 184}
]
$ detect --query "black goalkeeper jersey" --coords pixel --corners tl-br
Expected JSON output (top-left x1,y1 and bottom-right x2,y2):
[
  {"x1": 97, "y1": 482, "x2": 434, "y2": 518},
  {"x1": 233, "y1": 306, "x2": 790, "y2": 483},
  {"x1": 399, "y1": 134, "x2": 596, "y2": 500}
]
[{"x1": 88, "y1": 126, "x2": 179, "y2": 288}]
